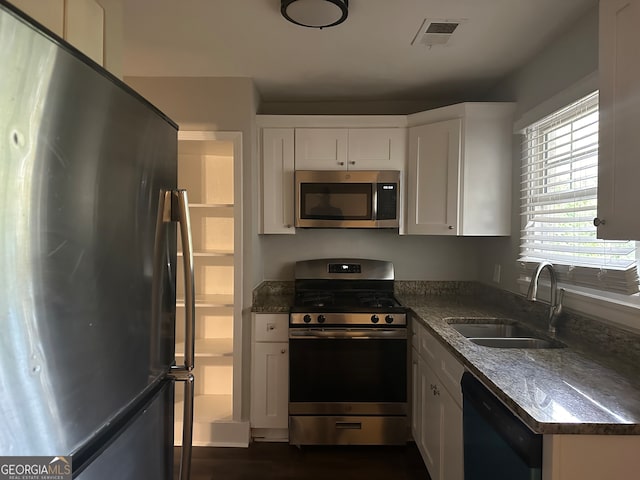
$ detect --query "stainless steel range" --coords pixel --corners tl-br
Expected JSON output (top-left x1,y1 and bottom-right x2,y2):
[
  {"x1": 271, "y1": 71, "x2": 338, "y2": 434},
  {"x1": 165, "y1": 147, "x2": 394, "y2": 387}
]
[{"x1": 288, "y1": 258, "x2": 408, "y2": 446}]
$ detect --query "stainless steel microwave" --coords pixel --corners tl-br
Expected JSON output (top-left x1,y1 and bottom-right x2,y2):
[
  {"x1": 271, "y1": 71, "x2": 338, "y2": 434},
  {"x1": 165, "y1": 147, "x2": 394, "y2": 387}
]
[{"x1": 295, "y1": 170, "x2": 400, "y2": 228}]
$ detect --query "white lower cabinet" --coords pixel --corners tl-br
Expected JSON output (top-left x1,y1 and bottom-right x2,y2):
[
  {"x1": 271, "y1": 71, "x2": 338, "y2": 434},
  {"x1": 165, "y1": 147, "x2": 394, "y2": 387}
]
[
  {"x1": 251, "y1": 314, "x2": 289, "y2": 440},
  {"x1": 412, "y1": 318, "x2": 463, "y2": 480}
]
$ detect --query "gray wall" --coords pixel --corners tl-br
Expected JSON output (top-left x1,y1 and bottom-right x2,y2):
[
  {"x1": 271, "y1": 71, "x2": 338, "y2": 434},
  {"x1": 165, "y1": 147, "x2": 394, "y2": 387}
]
[
  {"x1": 261, "y1": 230, "x2": 482, "y2": 281},
  {"x1": 478, "y1": 6, "x2": 599, "y2": 294},
  {"x1": 258, "y1": 7, "x2": 599, "y2": 285},
  {"x1": 123, "y1": 76, "x2": 260, "y2": 421},
  {"x1": 124, "y1": 76, "x2": 262, "y2": 297}
]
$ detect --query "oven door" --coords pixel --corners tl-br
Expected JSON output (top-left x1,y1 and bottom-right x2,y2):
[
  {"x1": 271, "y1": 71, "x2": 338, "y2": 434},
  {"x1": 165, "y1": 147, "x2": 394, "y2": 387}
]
[
  {"x1": 288, "y1": 328, "x2": 408, "y2": 415},
  {"x1": 288, "y1": 327, "x2": 408, "y2": 445}
]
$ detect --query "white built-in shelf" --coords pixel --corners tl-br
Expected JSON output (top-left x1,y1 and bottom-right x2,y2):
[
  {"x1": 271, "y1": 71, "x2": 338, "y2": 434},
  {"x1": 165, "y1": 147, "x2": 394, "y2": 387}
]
[
  {"x1": 176, "y1": 294, "x2": 234, "y2": 308},
  {"x1": 175, "y1": 394, "x2": 233, "y2": 424},
  {"x1": 188, "y1": 203, "x2": 234, "y2": 209},
  {"x1": 178, "y1": 250, "x2": 234, "y2": 258},
  {"x1": 175, "y1": 338, "x2": 233, "y2": 358}
]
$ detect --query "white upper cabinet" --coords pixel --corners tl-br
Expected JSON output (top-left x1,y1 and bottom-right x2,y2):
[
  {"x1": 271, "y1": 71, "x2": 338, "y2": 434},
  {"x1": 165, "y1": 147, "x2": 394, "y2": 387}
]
[
  {"x1": 258, "y1": 116, "x2": 407, "y2": 234},
  {"x1": 261, "y1": 128, "x2": 295, "y2": 234},
  {"x1": 295, "y1": 128, "x2": 406, "y2": 171},
  {"x1": 294, "y1": 128, "x2": 348, "y2": 170},
  {"x1": 407, "y1": 119, "x2": 462, "y2": 235},
  {"x1": 11, "y1": 0, "x2": 104, "y2": 65},
  {"x1": 406, "y1": 103, "x2": 514, "y2": 236},
  {"x1": 597, "y1": 0, "x2": 640, "y2": 240}
]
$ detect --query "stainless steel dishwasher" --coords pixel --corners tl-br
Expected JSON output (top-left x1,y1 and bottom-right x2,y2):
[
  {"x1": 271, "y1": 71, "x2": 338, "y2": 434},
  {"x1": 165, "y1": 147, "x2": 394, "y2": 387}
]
[{"x1": 461, "y1": 373, "x2": 542, "y2": 480}]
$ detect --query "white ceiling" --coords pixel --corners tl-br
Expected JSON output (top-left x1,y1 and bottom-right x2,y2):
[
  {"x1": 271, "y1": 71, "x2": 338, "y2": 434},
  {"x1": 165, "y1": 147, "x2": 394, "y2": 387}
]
[{"x1": 123, "y1": 0, "x2": 596, "y2": 103}]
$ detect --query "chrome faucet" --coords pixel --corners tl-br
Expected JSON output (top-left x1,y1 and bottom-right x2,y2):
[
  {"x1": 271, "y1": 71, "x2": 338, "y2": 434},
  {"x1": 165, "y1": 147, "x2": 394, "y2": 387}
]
[{"x1": 526, "y1": 261, "x2": 564, "y2": 336}]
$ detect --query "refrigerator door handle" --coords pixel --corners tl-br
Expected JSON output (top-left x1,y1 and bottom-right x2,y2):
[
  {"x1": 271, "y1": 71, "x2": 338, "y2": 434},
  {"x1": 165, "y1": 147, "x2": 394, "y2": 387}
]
[
  {"x1": 167, "y1": 189, "x2": 195, "y2": 480},
  {"x1": 171, "y1": 189, "x2": 196, "y2": 372},
  {"x1": 170, "y1": 371, "x2": 194, "y2": 480}
]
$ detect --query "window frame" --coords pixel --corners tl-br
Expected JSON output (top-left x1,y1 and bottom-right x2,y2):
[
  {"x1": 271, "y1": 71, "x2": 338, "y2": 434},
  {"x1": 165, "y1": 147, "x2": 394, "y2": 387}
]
[{"x1": 516, "y1": 89, "x2": 640, "y2": 333}]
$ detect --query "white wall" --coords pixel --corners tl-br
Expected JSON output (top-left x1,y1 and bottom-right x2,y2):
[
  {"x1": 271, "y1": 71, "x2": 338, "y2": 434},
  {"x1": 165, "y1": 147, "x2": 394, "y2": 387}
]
[{"x1": 478, "y1": 6, "x2": 599, "y2": 294}]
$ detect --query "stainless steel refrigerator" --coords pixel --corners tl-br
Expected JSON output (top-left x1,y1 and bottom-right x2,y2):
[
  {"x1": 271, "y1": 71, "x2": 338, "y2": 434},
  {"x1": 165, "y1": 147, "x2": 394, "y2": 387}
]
[{"x1": 0, "y1": 2, "x2": 195, "y2": 479}]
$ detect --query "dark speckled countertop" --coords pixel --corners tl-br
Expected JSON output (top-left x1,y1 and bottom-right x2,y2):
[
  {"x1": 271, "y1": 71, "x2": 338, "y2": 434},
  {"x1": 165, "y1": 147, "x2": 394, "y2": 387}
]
[
  {"x1": 399, "y1": 292, "x2": 640, "y2": 435},
  {"x1": 252, "y1": 280, "x2": 640, "y2": 435}
]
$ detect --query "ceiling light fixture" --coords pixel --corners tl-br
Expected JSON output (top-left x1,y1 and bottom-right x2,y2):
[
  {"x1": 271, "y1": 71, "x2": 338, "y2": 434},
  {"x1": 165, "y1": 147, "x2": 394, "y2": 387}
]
[{"x1": 281, "y1": 0, "x2": 348, "y2": 29}]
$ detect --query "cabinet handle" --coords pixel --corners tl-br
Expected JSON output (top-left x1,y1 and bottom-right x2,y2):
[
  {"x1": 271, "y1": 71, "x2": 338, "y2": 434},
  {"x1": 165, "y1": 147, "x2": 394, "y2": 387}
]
[
  {"x1": 593, "y1": 217, "x2": 606, "y2": 227},
  {"x1": 338, "y1": 161, "x2": 345, "y2": 166},
  {"x1": 433, "y1": 385, "x2": 440, "y2": 396},
  {"x1": 281, "y1": 348, "x2": 287, "y2": 354},
  {"x1": 448, "y1": 225, "x2": 454, "y2": 230},
  {"x1": 267, "y1": 324, "x2": 275, "y2": 331},
  {"x1": 349, "y1": 161, "x2": 356, "y2": 165}
]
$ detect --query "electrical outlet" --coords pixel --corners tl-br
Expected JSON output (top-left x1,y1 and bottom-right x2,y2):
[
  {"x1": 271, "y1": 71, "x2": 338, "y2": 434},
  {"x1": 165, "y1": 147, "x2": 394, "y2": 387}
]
[{"x1": 493, "y1": 264, "x2": 501, "y2": 283}]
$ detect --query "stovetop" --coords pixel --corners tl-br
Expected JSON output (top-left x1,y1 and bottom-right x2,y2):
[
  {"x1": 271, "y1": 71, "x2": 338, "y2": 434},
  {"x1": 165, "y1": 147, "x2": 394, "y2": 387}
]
[
  {"x1": 290, "y1": 286, "x2": 406, "y2": 326},
  {"x1": 293, "y1": 290, "x2": 402, "y2": 310},
  {"x1": 290, "y1": 258, "x2": 407, "y2": 327}
]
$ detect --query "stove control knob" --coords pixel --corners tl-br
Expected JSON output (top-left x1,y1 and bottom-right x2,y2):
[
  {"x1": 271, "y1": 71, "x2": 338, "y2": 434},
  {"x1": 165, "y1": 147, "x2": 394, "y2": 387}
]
[
  {"x1": 303, "y1": 314, "x2": 312, "y2": 323},
  {"x1": 385, "y1": 315, "x2": 394, "y2": 324},
  {"x1": 317, "y1": 314, "x2": 326, "y2": 324},
  {"x1": 371, "y1": 315, "x2": 380, "y2": 324}
]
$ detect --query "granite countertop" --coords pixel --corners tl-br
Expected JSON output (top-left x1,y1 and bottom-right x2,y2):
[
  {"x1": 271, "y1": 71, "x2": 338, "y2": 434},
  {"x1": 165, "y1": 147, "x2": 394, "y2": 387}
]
[
  {"x1": 400, "y1": 294, "x2": 640, "y2": 435},
  {"x1": 252, "y1": 281, "x2": 293, "y2": 313},
  {"x1": 252, "y1": 280, "x2": 640, "y2": 435}
]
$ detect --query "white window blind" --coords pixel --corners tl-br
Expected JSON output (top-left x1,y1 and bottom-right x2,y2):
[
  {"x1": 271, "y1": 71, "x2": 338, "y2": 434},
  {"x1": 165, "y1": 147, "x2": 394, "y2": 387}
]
[{"x1": 519, "y1": 91, "x2": 639, "y2": 295}]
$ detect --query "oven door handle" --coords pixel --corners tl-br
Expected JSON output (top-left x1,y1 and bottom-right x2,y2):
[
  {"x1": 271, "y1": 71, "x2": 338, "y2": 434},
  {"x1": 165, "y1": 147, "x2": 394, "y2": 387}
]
[{"x1": 289, "y1": 328, "x2": 407, "y2": 339}]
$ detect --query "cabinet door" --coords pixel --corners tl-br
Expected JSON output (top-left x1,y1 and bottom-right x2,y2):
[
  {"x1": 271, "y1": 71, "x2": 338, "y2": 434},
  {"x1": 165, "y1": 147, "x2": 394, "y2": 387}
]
[
  {"x1": 411, "y1": 350, "x2": 422, "y2": 441},
  {"x1": 407, "y1": 120, "x2": 461, "y2": 235},
  {"x1": 597, "y1": 0, "x2": 640, "y2": 240},
  {"x1": 65, "y1": 0, "x2": 104, "y2": 64},
  {"x1": 441, "y1": 386, "x2": 463, "y2": 480},
  {"x1": 262, "y1": 128, "x2": 295, "y2": 234},
  {"x1": 347, "y1": 128, "x2": 406, "y2": 170},
  {"x1": 295, "y1": 128, "x2": 348, "y2": 170},
  {"x1": 419, "y1": 358, "x2": 441, "y2": 480},
  {"x1": 12, "y1": 0, "x2": 104, "y2": 65},
  {"x1": 9, "y1": 0, "x2": 64, "y2": 35},
  {"x1": 251, "y1": 342, "x2": 289, "y2": 429}
]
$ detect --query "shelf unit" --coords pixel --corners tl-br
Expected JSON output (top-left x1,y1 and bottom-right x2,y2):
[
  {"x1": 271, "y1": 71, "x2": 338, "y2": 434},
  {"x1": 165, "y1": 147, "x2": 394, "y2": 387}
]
[{"x1": 174, "y1": 131, "x2": 248, "y2": 447}]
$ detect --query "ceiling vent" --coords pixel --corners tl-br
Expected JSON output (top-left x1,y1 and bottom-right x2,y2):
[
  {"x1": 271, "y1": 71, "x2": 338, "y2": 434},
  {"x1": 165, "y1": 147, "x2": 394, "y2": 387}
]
[{"x1": 411, "y1": 19, "x2": 463, "y2": 47}]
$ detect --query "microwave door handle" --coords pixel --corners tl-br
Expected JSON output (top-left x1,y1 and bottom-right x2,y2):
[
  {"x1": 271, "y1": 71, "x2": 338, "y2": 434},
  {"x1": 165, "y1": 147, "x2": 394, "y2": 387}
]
[{"x1": 372, "y1": 186, "x2": 378, "y2": 221}]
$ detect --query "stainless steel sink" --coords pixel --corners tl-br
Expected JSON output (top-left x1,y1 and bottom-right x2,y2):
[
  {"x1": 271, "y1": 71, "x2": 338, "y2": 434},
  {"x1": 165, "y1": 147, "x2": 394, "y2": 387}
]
[
  {"x1": 447, "y1": 319, "x2": 566, "y2": 349},
  {"x1": 469, "y1": 337, "x2": 565, "y2": 349},
  {"x1": 449, "y1": 323, "x2": 533, "y2": 338}
]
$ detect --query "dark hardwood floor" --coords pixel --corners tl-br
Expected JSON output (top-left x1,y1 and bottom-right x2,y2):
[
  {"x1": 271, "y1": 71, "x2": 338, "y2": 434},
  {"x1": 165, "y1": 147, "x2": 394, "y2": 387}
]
[{"x1": 175, "y1": 442, "x2": 431, "y2": 480}]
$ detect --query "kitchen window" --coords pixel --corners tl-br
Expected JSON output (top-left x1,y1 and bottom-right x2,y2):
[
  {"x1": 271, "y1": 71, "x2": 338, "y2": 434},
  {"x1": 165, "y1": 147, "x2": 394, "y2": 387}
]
[{"x1": 519, "y1": 91, "x2": 640, "y2": 297}]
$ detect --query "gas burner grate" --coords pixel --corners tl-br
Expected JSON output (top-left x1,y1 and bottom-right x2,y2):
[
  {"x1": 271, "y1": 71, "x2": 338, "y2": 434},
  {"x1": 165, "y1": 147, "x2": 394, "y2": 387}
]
[
  {"x1": 296, "y1": 292, "x2": 335, "y2": 307},
  {"x1": 356, "y1": 292, "x2": 398, "y2": 308}
]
